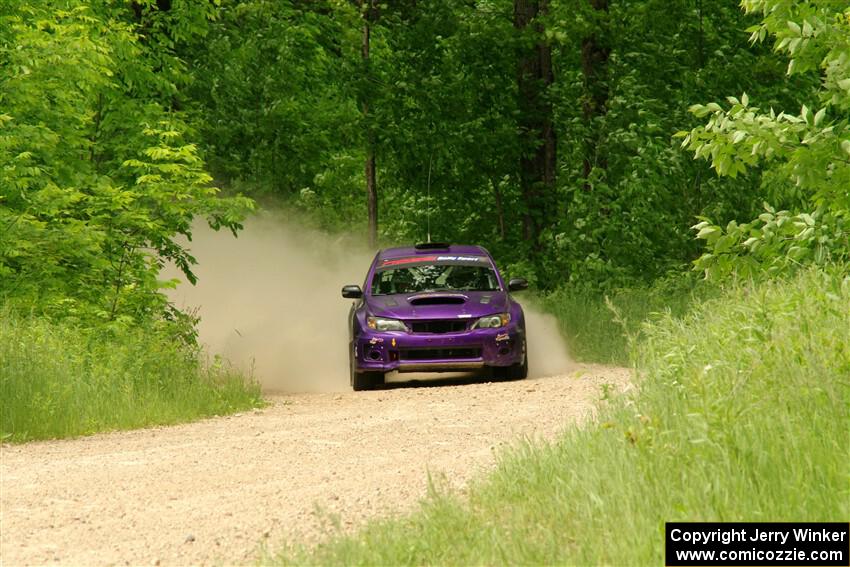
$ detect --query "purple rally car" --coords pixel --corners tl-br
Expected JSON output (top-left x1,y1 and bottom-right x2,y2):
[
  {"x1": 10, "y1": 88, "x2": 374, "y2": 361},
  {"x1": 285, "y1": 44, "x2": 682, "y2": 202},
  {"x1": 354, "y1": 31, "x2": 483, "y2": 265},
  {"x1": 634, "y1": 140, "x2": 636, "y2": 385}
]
[{"x1": 341, "y1": 242, "x2": 529, "y2": 390}]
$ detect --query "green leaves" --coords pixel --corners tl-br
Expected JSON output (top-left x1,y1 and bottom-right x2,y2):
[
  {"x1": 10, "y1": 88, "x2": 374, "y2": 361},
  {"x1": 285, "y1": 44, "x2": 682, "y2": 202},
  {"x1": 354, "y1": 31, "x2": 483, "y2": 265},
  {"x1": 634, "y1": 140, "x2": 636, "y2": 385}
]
[
  {"x1": 682, "y1": 1, "x2": 850, "y2": 282},
  {"x1": 5, "y1": 0, "x2": 841, "y2": 304},
  {"x1": 0, "y1": 1, "x2": 253, "y2": 326},
  {"x1": 682, "y1": 1, "x2": 850, "y2": 280},
  {"x1": 692, "y1": 207, "x2": 848, "y2": 279}
]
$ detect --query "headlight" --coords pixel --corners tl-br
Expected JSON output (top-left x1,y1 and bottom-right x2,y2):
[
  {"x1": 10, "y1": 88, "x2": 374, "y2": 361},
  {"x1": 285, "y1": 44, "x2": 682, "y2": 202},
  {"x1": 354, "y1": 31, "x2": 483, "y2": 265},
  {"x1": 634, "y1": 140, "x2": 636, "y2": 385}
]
[
  {"x1": 472, "y1": 313, "x2": 511, "y2": 329},
  {"x1": 367, "y1": 316, "x2": 409, "y2": 332}
]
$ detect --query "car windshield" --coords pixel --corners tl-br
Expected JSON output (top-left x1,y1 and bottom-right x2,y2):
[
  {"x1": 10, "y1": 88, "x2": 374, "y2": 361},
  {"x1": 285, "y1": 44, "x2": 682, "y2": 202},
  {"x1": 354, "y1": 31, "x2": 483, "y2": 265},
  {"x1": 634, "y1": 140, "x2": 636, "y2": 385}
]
[{"x1": 371, "y1": 262, "x2": 500, "y2": 295}]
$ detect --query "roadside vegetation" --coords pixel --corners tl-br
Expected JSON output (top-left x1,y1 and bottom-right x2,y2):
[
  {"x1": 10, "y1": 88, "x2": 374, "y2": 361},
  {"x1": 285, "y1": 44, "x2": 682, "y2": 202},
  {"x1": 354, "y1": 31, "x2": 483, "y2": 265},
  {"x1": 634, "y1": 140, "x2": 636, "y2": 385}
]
[
  {"x1": 274, "y1": 267, "x2": 849, "y2": 565},
  {"x1": 542, "y1": 275, "x2": 710, "y2": 365},
  {"x1": 0, "y1": 2, "x2": 260, "y2": 441},
  {"x1": 0, "y1": 311, "x2": 262, "y2": 443}
]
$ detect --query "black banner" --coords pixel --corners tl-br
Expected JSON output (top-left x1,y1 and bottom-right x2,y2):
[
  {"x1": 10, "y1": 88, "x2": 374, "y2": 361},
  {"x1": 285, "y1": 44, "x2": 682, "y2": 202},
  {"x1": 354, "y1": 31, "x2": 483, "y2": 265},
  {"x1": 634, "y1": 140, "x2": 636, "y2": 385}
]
[{"x1": 666, "y1": 522, "x2": 849, "y2": 566}]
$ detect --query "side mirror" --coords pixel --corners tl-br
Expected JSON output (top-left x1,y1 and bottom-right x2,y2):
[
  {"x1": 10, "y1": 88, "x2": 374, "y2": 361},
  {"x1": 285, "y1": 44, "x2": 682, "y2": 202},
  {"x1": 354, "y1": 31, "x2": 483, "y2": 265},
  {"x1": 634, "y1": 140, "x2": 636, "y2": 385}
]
[
  {"x1": 341, "y1": 284, "x2": 363, "y2": 299},
  {"x1": 508, "y1": 278, "x2": 528, "y2": 292}
]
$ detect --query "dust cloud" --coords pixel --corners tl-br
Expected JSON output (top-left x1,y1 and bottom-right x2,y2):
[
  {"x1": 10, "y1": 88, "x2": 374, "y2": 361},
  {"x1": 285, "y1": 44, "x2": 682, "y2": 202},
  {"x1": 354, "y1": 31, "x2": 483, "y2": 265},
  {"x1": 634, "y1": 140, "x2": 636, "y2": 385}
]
[
  {"x1": 166, "y1": 212, "x2": 573, "y2": 392},
  {"x1": 522, "y1": 307, "x2": 575, "y2": 378}
]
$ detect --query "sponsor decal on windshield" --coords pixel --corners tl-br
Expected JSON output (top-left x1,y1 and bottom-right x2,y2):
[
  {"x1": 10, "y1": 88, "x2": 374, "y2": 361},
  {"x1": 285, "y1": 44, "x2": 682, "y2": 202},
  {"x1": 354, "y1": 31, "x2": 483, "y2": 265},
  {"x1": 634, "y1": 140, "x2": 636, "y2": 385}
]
[
  {"x1": 381, "y1": 255, "x2": 437, "y2": 266},
  {"x1": 381, "y1": 255, "x2": 487, "y2": 267},
  {"x1": 437, "y1": 256, "x2": 486, "y2": 262}
]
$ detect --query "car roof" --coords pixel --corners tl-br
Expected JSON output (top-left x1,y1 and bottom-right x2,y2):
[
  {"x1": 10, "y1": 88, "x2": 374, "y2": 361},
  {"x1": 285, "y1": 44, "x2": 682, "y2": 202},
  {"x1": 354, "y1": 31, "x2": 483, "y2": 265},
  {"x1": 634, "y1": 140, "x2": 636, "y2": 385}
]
[{"x1": 377, "y1": 244, "x2": 490, "y2": 260}]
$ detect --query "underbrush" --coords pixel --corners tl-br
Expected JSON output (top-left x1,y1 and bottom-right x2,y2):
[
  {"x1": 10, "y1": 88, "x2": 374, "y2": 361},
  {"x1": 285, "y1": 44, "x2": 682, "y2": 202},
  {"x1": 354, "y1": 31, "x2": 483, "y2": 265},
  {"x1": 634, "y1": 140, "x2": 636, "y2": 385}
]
[
  {"x1": 274, "y1": 266, "x2": 850, "y2": 565},
  {"x1": 543, "y1": 275, "x2": 708, "y2": 364},
  {"x1": 0, "y1": 312, "x2": 263, "y2": 442}
]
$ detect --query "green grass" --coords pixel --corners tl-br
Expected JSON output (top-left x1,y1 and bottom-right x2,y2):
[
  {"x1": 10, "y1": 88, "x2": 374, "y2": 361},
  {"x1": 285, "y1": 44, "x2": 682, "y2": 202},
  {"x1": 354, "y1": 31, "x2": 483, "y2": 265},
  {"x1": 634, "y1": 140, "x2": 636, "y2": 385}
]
[
  {"x1": 0, "y1": 312, "x2": 263, "y2": 442},
  {"x1": 543, "y1": 276, "x2": 709, "y2": 365},
  {"x1": 272, "y1": 267, "x2": 850, "y2": 565}
]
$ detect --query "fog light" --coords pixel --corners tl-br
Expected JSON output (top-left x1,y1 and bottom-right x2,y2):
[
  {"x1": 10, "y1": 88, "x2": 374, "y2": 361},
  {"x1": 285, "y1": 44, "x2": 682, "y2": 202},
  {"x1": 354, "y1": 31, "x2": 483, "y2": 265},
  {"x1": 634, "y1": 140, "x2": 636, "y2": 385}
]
[{"x1": 369, "y1": 350, "x2": 382, "y2": 361}]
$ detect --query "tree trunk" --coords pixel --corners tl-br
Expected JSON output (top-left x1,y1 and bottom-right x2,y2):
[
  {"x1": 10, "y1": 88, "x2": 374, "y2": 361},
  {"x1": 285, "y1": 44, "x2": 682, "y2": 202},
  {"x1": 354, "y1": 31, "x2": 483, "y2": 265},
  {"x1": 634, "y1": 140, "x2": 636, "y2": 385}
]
[
  {"x1": 581, "y1": 0, "x2": 609, "y2": 190},
  {"x1": 514, "y1": 0, "x2": 556, "y2": 250},
  {"x1": 365, "y1": 141, "x2": 377, "y2": 247},
  {"x1": 360, "y1": 0, "x2": 378, "y2": 248},
  {"x1": 694, "y1": 0, "x2": 704, "y2": 211},
  {"x1": 490, "y1": 176, "x2": 506, "y2": 240}
]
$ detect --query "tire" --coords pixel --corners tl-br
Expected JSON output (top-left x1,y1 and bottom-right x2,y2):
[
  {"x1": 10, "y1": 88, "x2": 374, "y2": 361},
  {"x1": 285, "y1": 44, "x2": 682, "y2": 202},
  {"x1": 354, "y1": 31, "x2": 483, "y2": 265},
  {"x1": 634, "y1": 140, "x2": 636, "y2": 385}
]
[
  {"x1": 513, "y1": 352, "x2": 529, "y2": 380},
  {"x1": 492, "y1": 342, "x2": 528, "y2": 381},
  {"x1": 350, "y1": 346, "x2": 384, "y2": 391},
  {"x1": 352, "y1": 371, "x2": 384, "y2": 391}
]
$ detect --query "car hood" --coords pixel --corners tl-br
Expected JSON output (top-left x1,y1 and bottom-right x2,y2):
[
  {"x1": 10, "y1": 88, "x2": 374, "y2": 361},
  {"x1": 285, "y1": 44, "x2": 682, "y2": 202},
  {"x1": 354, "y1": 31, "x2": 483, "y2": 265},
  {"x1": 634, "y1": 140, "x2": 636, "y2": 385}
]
[{"x1": 365, "y1": 291, "x2": 509, "y2": 320}]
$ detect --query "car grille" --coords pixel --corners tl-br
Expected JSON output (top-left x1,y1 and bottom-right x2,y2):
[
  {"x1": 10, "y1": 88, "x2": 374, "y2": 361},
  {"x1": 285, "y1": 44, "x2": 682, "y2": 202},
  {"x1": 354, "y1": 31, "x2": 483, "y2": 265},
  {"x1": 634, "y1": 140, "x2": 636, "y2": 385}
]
[
  {"x1": 408, "y1": 320, "x2": 468, "y2": 334},
  {"x1": 399, "y1": 347, "x2": 482, "y2": 361}
]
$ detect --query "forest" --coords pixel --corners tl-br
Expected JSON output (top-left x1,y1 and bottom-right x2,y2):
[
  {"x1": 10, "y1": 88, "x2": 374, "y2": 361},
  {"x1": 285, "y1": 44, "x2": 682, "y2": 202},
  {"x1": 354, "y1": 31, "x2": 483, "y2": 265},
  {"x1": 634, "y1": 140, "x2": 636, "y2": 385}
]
[
  {"x1": 0, "y1": 0, "x2": 848, "y2": 562},
  {"x1": 2, "y1": 0, "x2": 848, "y2": 323}
]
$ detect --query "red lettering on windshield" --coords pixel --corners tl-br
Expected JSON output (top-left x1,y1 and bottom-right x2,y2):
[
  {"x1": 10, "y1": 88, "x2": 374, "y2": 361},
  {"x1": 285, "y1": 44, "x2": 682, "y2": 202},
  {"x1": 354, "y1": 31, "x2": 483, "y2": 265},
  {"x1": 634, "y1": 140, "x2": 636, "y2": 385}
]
[{"x1": 381, "y1": 255, "x2": 438, "y2": 266}]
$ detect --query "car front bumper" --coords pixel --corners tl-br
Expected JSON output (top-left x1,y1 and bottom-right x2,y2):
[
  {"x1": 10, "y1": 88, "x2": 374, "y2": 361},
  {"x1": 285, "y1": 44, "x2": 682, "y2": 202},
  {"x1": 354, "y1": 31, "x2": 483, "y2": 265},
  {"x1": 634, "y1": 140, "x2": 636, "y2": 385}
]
[{"x1": 353, "y1": 326, "x2": 525, "y2": 373}]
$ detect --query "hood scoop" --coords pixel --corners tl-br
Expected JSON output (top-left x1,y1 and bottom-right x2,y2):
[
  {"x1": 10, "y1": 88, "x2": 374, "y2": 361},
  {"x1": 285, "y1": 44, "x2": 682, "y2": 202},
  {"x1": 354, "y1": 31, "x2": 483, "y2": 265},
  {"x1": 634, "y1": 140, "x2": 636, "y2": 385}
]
[{"x1": 408, "y1": 294, "x2": 467, "y2": 306}]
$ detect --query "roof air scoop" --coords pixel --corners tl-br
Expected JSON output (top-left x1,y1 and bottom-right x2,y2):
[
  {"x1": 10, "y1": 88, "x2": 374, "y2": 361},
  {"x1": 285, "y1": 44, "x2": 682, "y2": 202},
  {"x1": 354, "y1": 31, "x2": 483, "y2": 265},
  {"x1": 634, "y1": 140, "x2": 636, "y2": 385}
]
[{"x1": 414, "y1": 242, "x2": 451, "y2": 251}]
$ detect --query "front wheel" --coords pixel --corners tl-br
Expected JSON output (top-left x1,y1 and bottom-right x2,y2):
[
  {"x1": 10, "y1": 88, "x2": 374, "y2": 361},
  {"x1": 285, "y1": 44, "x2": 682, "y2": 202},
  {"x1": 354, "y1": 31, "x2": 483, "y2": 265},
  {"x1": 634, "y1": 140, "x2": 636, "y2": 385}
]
[
  {"x1": 513, "y1": 353, "x2": 529, "y2": 380},
  {"x1": 350, "y1": 347, "x2": 385, "y2": 391},
  {"x1": 492, "y1": 343, "x2": 528, "y2": 381},
  {"x1": 352, "y1": 370, "x2": 384, "y2": 391}
]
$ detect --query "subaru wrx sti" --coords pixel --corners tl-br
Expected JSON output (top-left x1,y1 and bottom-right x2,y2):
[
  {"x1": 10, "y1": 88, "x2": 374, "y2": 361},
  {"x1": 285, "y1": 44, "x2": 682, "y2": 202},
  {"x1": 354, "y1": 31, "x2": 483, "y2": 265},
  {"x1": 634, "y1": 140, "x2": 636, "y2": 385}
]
[{"x1": 341, "y1": 243, "x2": 528, "y2": 390}]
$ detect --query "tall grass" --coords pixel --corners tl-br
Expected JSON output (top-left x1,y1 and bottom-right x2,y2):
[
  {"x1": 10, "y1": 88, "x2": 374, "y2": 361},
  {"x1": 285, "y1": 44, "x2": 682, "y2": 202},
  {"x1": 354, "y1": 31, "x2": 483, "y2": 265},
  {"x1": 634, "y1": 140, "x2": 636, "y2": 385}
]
[
  {"x1": 274, "y1": 267, "x2": 850, "y2": 565},
  {"x1": 543, "y1": 276, "x2": 707, "y2": 365},
  {"x1": 0, "y1": 312, "x2": 262, "y2": 442}
]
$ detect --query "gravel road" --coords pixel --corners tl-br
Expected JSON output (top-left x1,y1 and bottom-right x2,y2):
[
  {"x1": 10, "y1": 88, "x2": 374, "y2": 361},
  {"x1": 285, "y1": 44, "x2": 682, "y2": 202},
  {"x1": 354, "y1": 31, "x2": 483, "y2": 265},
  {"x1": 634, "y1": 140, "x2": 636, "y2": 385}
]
[{"x1": 1, "y1": 366, "x2": 630, "y2": 566}]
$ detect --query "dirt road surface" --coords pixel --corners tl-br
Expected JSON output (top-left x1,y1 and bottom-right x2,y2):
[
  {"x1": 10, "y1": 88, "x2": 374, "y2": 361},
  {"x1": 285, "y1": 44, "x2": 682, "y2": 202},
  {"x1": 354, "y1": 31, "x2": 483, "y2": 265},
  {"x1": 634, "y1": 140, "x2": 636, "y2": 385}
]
[{"x1": 1, "y1": 366, "x2": 630, "y2": 566}]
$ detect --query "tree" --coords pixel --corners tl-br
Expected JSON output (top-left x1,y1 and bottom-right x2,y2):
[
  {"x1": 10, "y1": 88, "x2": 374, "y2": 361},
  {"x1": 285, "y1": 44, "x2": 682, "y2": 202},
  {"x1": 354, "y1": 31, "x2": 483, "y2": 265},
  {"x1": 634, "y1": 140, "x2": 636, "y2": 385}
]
[
  {"x1": 580, "y1": 0, "x2": 609, "y2": 190},
  {"x1": 0, "y1": 2, "x2": 252, "y2": 324},
  {"x1": 514, "y1": 0, "x2": 556, "y2": 252},
  {"x1": 680, "y1": 0, "x2": 850, "y2": 278},
  {"x1": 360, "y1": 0, "x2": 379, "y2": 247},
  {"x1": 170, "y1": 0, "x2": 825, "y2": 290}
]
